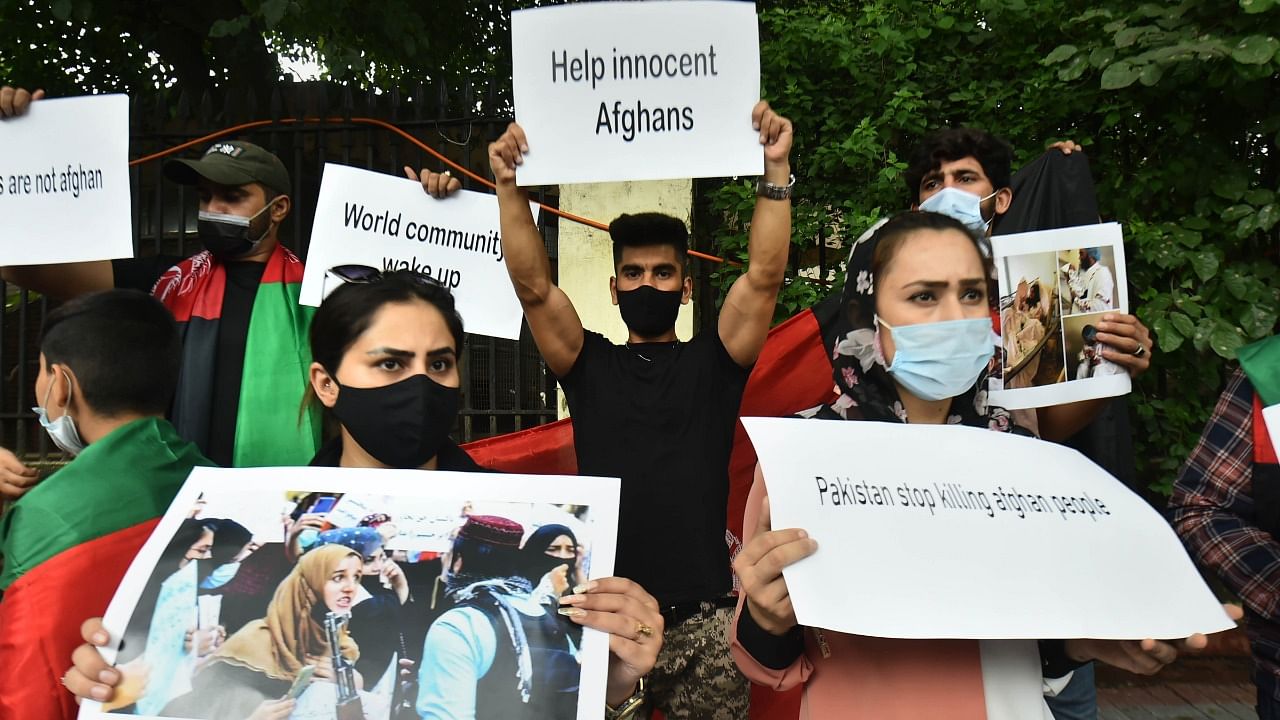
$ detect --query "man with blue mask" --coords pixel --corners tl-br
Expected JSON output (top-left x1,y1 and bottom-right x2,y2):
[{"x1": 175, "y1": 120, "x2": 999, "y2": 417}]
[
  {"x1": 0, "y1": 290, "x2": 213, "y2": 719},
  {"x1": 0, "y1": 85, "x2": 319, "y2": 471},
  {"x1": 903, "y1": 127, "x2": 1152, "y2": 439},
  {"x1": 903, "y1": 127, "x2": 1152, "y2": 720}
]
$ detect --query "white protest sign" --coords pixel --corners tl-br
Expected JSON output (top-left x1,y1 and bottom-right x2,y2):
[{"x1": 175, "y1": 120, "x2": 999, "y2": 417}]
[
  {"x1": 301, "y1": 163, "x2": 533, "y2": 340},
  {"x1": 82, "y1": 465, "x2": 620, "y2": 720},
  {"x1": 0, "y1": 95, "x2": 133, "y2": 265},
  {"x1": 742, "y1": 417, "x2": 1235, "y2": 640},
  {"x1": 511, "y1": 1, "x2": 762, "y2": 185},
  {"x1": 991, "y1": 222, "x2": 1131, "y2": 410}
]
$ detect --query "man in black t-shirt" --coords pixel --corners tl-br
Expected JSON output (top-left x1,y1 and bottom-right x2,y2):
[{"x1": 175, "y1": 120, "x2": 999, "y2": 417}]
[
  {"x1": 0, "y1": 85, "x2": 315, "y2": 470},
  {"x1": 416, "y1": 101, "x2": 793, "y2": 718}
]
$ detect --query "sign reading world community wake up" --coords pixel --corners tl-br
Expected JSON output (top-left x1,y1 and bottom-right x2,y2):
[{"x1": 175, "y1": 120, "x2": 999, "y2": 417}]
[
  {"x1": 510, "y1": 1, "x2": 763, "y2": 185},
  {"x1": 300, "y1": 163, "x2": 536, "y2": 341}
]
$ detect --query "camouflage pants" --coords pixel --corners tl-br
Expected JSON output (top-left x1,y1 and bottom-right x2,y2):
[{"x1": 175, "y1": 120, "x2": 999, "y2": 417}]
[{"x1": 641, "y1": 600, "x2": 751, "y2": 719}]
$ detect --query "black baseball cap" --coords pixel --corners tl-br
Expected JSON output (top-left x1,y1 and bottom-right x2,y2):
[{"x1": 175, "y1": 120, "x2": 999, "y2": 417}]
[{"x1": 163, "y1": 140, "x2": 291, "y2": 196}]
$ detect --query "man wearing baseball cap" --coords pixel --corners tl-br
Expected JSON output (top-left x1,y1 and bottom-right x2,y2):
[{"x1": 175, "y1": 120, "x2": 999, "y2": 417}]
[{"x1": 0, "y1": 87, "x2": 319, "y2": 470}]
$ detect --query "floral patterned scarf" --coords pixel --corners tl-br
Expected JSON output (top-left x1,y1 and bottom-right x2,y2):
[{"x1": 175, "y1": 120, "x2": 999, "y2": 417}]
[{"x1": 805, "y1": 216, "x2": 1016, "y2": 433}]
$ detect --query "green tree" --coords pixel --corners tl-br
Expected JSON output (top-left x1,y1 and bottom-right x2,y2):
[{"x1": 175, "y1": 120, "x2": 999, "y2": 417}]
[{"x1": 0, "y1": 0, "x2": 535, "y2": 102}]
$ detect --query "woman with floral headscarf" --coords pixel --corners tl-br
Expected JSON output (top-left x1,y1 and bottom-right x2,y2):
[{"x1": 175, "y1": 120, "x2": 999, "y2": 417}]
[
  {"x1": 729, "y1": 211, "x2": 1210, "y2": 719},
  {"x1": 161, "y1": 544, "x2": 362, "y2": 720}
]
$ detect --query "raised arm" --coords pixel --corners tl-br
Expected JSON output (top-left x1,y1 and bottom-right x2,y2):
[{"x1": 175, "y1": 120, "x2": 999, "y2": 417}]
[
  {"x1": 1, "y1": 263, "x2": 114, "y2": 300},
  {"x1": 718, "y1": 101, "x2": 793, "y2": 368},
  {"x1": 488, "y1": 123, "x2": 584, "y2": 377}
]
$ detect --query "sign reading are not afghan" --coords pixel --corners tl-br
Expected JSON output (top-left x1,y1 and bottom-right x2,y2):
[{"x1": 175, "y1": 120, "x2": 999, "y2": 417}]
[
  {"x1": 510, "y1": 1, "x2": 763, "y2": 185},
  {"x1": 0, "y1": 95, "x2": 133, "y2": 265}
]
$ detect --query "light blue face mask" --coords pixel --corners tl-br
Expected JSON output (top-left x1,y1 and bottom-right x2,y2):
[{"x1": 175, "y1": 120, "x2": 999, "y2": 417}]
[
  {"x1": 33, "y1": 370, "x2": 86, "y2": 456},
  {"x1": 918, "y1": 186, "x2": 998, "y2": 235},
  {"x1": 877, "y1": 315, "x2": 996, "y2": 402},
  {"x1": 199, "y1": 561, "x2": 242, "y2": 590}
]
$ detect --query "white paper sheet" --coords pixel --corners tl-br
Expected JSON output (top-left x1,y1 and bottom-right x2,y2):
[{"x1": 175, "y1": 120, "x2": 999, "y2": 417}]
[
  {"x1": 0, "y1": 95, "x2": 133, "y2": 265},
  {"x1": 300, "y1": 163, "x2": 533, "y2": 340},
  {"x1": 742, "y1": 416, "x2": 1235, "y2": 640},
  {"x1": 511, "y1": 1, "x2": 762, "y2": 185}
]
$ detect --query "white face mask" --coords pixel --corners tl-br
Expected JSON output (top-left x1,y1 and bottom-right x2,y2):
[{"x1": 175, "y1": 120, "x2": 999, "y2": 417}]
[
  {"x1": 33, "y1": 369, "x2": 86, "y2": 456},
  {"x1": 919, "y1": 186, "x2": 999, "y2": 236}
]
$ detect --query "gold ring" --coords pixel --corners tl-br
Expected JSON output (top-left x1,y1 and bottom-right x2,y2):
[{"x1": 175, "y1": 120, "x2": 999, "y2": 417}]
[
  {"x1": 1133, "y1": 344, "x2": 1147, "y2": 358},
  {"x1": 636, "y1": 622, "x2": 654, "y2": 638}
]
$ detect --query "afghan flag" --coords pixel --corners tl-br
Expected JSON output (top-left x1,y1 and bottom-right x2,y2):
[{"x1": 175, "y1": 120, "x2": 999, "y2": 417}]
[
  {"x1": 153, "y1": 243, "x2": 321, "y2": 467},
  {"x1": 0, "y1": 417, "x2": 210, "y2": 720},
  {"x1": 1238, "y1": 335, "x2": 1280, "y2": 538}
]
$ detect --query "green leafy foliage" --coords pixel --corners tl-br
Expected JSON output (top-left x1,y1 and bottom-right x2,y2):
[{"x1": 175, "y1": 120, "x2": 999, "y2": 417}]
[
  {"x1": 701, "y1": 0, "x2": 1280, "y2": 495},
  {"x1": 0, "y1": 0, "x2": 545, "y2": 100}
]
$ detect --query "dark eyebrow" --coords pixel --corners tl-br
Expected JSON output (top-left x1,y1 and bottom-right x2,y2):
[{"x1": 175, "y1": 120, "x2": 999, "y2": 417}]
[
  {"x1": 920, "y1": 169, "x2": 943, "y2": 186},
  {"x1": 652, "y1": 263, "x2": 679, "y2": 273},
  {"x1": 427, "y1": 347, "x2": 457, "y2": 359},
  {"x1": 901, "y1": 278, "x2": 987, "y2": 290},
  {"x1": 366, "y1": 347, "x2": 414, "y2": 359},
  {"x1": 619, "y1": 263, "x2": 644, "y2": 273}
]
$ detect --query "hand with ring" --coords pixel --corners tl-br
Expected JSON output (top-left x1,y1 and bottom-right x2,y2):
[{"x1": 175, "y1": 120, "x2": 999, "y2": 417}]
[
  {"x1": 1093, "y1": 313, "x2": 1153, "y2": 378},
  {"x1": 558, "y1": 577, "x2": 663, "y2": 707}
]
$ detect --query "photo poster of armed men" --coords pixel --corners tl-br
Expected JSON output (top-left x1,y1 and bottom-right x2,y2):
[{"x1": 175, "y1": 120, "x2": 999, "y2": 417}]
[{"x1": 79, "y1": 465, "x2": 620, "y2": 720}]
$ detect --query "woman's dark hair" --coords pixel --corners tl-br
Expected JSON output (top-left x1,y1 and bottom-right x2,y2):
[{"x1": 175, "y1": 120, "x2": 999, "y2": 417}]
[
  {"x1": 310, "y1": 270, "x2": 465, "y2": 375},
  {"x1": 845, "y1": 211, "x2": 996, "y2": 327}
]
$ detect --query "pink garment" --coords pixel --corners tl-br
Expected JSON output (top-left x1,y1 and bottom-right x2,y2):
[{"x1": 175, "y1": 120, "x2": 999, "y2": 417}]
[{"x1": 730, "y1": 473, "x2": 990, "y2": 719}]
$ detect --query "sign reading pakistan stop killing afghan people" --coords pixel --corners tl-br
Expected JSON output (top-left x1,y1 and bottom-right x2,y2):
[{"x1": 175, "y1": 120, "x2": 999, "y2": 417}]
[
  {"x1": 510, "y1": 1, "x2": 763, "y2": 185},
  {"x1": 300, "y1": 163, "x2": 536, "y2": 341}
]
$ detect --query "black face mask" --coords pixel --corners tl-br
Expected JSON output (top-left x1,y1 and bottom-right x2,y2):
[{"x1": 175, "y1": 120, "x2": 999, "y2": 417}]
[
  {"x1": 616, "y1": 285, "x2": 682, "y2": 339},
  {"x1": 197, "y1": 201, "x2": 274, "y2": 259},
  {"x1": 331, "y1": 374, "x2": 460, "y2": 469}
]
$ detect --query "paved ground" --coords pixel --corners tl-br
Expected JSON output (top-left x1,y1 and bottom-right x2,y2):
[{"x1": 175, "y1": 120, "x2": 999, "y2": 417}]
[{"x1": 1097, "y1": 656, "x2": 1257, "y2": 720}]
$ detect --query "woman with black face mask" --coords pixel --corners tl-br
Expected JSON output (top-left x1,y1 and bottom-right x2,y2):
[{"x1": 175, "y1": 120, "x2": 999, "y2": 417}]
[
  {"x1": 63, "y1": 270, "x2": 666, "y2": 716},
  {"x1": 306, "y1": 269, "x2": 473, "y2": 472}
]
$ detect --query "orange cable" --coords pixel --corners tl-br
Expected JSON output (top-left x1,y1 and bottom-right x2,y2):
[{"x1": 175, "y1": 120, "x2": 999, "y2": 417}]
[{"x1": 128, "y1": 116, "x2": 738, "y2": 266}]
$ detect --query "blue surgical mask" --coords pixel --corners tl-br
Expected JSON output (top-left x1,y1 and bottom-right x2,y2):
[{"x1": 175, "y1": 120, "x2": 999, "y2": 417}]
[
  {"x1": 919, "y1": 186, "x2": 998, "y2": 235},
  {"x1": 877, "y1": 315, "x2": 996, "y2": 402},
  {"x1": 33, "y1": 370, "x2": 86, "y2": 456},
  {"x1": 199, "y1": 561, "x2": 242, "y2": 590}
]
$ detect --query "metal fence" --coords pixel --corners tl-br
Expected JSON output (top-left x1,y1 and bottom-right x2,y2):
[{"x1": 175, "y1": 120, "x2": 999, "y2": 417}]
[{"x1": 0, "y1": 79, "x2": 560, "y2": 466}]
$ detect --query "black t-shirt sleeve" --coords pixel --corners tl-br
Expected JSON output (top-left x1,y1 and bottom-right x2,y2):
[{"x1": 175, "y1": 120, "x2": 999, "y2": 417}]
[
  {"x1": 111, "y1": 255, "x2": 185, "y2": 293},
  {"x1": 736, "y1": 602, "x2": 806, "y2": 670},
  {"x1": 557, "y1": 329, "x2": 609, "y2": 388},
  {"x1": 708, "y1": 325, "x2": 754, "y2": 382}
]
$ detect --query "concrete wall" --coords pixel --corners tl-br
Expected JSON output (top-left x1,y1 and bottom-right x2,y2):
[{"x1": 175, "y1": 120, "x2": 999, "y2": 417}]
[{"x1": 555, "y1": 179, "x2": 694, "y2": 417}]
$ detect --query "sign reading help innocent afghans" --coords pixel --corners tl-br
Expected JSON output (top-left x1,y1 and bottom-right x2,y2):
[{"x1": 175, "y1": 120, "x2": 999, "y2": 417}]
[
  {"x1": 510, "y1": 1, "x2": 762, "y2": 185},
  {"x1": 0, "y1": 95, "x2": 133, "y2": 265},
  {"x1": 300, "y1": 163, "x2": 535, "y2": 341}
]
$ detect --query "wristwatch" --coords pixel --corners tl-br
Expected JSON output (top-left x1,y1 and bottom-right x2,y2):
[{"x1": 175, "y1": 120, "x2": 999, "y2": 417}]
[
  {"x1": 605, "y1": 677, "x2": 646, "y2": 719},
  {"x1": 756, "y1": 174, "x2": 795, "y2": 200}
]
